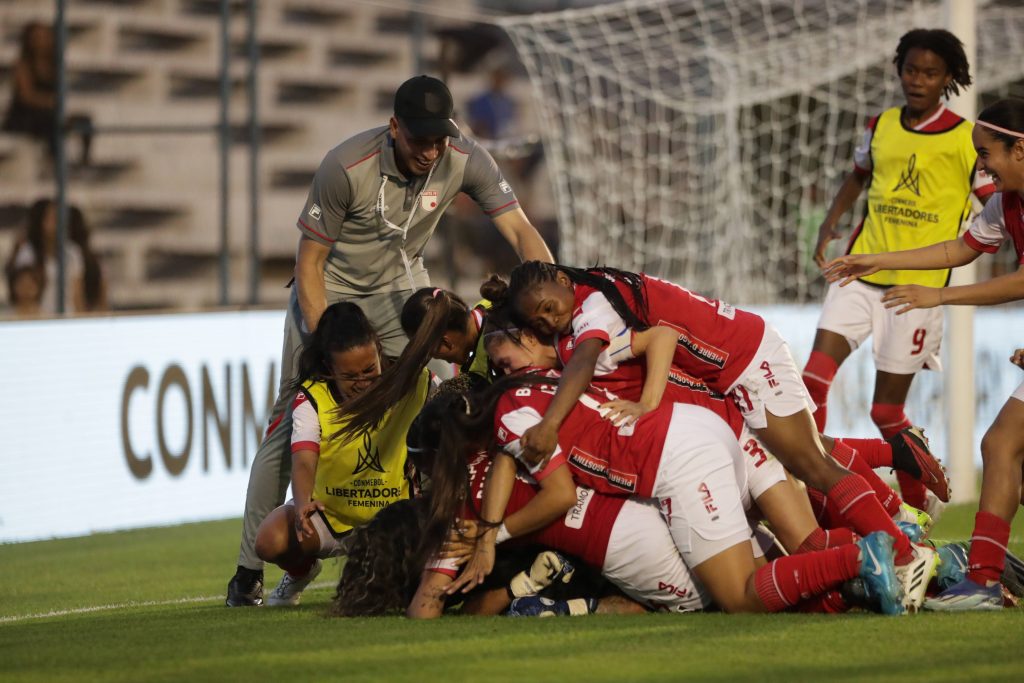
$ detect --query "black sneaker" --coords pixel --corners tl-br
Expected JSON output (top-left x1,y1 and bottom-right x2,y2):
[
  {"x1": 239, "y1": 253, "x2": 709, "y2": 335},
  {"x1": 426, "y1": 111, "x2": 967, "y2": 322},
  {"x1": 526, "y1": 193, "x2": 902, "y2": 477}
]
[{"x1": 226, "y1": 566, "x2": 264, "y2": 607}]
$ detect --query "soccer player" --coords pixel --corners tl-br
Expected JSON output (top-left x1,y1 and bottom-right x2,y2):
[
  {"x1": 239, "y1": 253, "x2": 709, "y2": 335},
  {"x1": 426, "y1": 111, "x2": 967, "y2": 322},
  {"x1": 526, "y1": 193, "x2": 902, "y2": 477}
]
[
  {"x1": 824, "y1": 98, "x2": 1024, "y2": 610},
  {"x1": 251, "y1": 302, "x2": 430, "y2": 606},
  {"x1": 226, "y1": 75, "x2": 553, "y2": 606},
  {"x1": 805, "y1": 29, "x2": 991, "y2": 512},
  {"x1": 436, "y1": 369, "x2": 904, "y2": 615},
  {"x1": 494, "y1": 261, "x2": 936, "y2": 606}
]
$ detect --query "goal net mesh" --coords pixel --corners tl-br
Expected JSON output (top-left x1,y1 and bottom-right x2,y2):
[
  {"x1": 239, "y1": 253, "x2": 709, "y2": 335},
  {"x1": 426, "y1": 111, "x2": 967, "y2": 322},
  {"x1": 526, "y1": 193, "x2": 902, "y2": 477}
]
[{"x1": 499, "y1": 0, "x2": 1024, "y2": 304}]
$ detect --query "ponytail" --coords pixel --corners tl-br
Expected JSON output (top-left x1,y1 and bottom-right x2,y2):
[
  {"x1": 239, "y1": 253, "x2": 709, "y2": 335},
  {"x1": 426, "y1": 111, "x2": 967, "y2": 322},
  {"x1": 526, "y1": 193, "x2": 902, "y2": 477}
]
[{"x1": 336, "y1": 288, "x2": 468, "y2": 439}]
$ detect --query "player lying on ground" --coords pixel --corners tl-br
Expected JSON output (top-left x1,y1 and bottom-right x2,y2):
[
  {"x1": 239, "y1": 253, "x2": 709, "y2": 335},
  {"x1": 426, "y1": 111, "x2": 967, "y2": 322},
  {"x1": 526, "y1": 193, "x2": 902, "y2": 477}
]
[
  {"x1": 436, "y1": 364, "x2": 906, "y2": 615},
  {"x1": 805, "y1": 28, "x2": 991, "y2": 513},
  {"x1": 491, "y1": 262, "x2": 939, "y2": 595},
  {"x1": 253, "y1": 302, "x2": 431, "y2": 606},
  {"x1": 824, "y1": 97, "x2": 1024, "y2": 611},
  {"x1": 482, "y1": 309, "x2": 936, "y2": 550}
]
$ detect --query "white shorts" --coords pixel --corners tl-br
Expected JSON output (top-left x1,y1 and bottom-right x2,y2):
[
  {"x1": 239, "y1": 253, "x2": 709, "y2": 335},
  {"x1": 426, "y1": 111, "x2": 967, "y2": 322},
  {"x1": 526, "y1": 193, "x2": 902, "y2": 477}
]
[
  {"x1": 737, "y1": 424, "x2": 789, "y2": 500},
  {"x1": 652, "y1": 404, "x2": 752, "y2": 568},
  {"x1": 728, "y1": 324, "x2": 815, "y2": 430},
  {"x1": 287, "y1": 499, "x2": 351, "y2": 559},
  {"x1": 602, "y1": 497, "x2": 711, "y2": 612},
  {"x1": 817, "y1": 279, "x2": 943, "y2": 374}
]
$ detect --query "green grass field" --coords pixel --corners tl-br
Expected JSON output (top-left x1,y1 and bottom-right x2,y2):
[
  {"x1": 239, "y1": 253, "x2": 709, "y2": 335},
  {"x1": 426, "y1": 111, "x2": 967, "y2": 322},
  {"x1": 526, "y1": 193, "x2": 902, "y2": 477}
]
[{"x1": 2, "y1": 504, "x2": 1022, "y2": 683}]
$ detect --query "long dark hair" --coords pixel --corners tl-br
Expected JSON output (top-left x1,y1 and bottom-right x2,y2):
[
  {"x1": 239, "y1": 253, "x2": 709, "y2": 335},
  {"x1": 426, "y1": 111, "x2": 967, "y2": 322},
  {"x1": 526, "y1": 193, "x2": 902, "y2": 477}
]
[
  {"x1": 330, "y1": 497, "x2": 428, "y2": 617},
  {"x1": 337, "y1": 287, "x2": 472, "y2": 438},
  {"x1": 894, "y1": 28, "x2": 972, "y2": 99},
  {"x1": 414, "y1": 372, "x2": 555, "y2": 563},
  {"x1": 291, "y1": 301, "x2": 381, "y2": 393},
  {"x1": 977, "y1": 98, "x2": 1024, "y2": 149},
  {"x1": 503, "y1": 261, "x2": 650, "y2": 332}
]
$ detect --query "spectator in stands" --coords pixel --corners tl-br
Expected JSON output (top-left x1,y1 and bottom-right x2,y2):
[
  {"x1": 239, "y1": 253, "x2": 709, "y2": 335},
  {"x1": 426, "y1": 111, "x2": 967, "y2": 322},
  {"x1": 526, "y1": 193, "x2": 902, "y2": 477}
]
[
  {"x1": 225, "y1": 75, "x2": 553, "y2": 607},
  {"x1": 4, "y1": 198, "x2": 106, "y2": 314},
  {"x1": 2, "y1": 21, "x2": 93, "y2": 166},
  {"x1": 5, "y1": 265, "x2": 43, "y2": 318}
]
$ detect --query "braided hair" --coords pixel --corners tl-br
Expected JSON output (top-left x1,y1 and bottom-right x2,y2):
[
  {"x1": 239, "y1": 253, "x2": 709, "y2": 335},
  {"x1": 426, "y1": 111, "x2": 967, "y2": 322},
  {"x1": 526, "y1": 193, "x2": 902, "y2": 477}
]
[{"x1": 504, "y1": 261, "x2": 650, "y2": 332}]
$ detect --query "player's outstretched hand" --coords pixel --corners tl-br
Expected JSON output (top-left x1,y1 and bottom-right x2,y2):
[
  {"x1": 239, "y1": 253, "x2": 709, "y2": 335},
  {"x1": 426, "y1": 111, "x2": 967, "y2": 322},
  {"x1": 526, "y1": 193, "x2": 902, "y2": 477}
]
[
  {"x1": 446, "y1": 538, "x2": 496, "y2": 594},
  {"x1": 881, "y1": 285, "x2": 941, "y2": 314},
  {"x1": 813, "y1": 223, "x2": 843, "y2": 268},
  {"x1": 438, "y1": 519, "x2": 479, "y2": 563},
  {"x1": 822, "y1": 254, "x2": 882, "y2": 285},
  {"x1": 599, "y1": 399, "x2": 648, "y2": 427},
  {"x1": 1011, "y1": 349, "x2": 1024, "y2": 369},
  {"x1": 294, "y1": 500, "x2": 325, "y2": 542},
  {"x1": 520, "y1": 421, "x2": 559, "y2": 468}
]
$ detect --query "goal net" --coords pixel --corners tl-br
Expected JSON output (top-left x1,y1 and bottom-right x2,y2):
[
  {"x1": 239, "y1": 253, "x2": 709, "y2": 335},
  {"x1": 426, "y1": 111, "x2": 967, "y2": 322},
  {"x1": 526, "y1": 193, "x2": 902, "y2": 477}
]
[{"x1": 499, "y1": 0, "x2": 1024, "y2": 305}]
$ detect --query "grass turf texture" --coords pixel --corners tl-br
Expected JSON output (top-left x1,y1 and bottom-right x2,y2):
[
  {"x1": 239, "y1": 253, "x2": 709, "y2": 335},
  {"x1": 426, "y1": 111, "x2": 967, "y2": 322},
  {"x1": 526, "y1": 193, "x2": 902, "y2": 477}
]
[{"x1": 1, "y1": 504, "x2": 1022, "y2": 682}]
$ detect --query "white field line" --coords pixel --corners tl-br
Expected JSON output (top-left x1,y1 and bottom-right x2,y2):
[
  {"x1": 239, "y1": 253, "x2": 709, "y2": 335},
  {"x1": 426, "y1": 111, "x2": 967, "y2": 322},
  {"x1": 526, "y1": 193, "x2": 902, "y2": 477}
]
[{"x1": 0, "y1": 580, "x2": 335, "y2": 624}]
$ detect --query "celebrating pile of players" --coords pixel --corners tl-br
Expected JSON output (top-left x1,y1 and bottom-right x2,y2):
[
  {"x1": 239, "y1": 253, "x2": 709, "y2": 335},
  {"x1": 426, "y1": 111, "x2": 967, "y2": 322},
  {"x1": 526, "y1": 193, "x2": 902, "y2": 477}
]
[{"x1": 225, "y1": 28, "x2": 1024, "y2": 616}]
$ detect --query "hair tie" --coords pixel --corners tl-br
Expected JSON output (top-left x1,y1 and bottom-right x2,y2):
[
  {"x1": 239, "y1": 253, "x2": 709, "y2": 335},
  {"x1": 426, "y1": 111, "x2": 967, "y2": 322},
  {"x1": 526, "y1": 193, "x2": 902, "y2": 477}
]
[
  {"x1": 432, "y1": 288, "x2": 443, "y2": 298},
  {"x1": 976, "y1": 119, "x2": 1024, "y2": 139}
]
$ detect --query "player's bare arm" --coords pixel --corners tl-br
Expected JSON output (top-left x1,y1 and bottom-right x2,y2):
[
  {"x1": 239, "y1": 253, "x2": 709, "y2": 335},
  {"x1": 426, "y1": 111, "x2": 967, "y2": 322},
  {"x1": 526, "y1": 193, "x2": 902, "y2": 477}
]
[
  {"x1": 814, "y1": 171, "x2": 867, "y2": 267},
  {"x1": 289, "y1": 448, "x2": 320, "y2": 541},
  {"x1": 823, "y1": 237, "x2": 979, "y2": 285},
  {"x1": 885, "y1": 264, "x2": 1024, "y2": 314},
  {"x1": 600, "y1": 325, "x2": 678, "y2": 426},
  {"x1": 520, "y1": 337, "x2": 603, "y2": 466},
  {"x1": 501, "y1": 464, "x2": 577, "y2": 537},
  {"x1": 294, "y1": 235, "x2": 332, "y2": 333},
  {"x1": 446, "y1": 453, "x2": 517, "y2": 594},
  {"x1": 407, "y1": 570, "x2": 452, "y2": 619},
  {"x1": 492, "y1": 207, "x2": 555, "y2": 263}
]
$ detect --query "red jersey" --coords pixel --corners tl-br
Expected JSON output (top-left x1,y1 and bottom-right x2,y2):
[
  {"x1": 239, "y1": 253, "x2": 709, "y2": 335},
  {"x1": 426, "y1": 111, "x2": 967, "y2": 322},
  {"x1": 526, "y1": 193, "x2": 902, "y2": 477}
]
[
  {"x1": 556, "y1": 336, "x2": 745, "y2": 438},
  {"x1": 494, "y1": 368, "x2": 672, "y2": 498},
  {"x1": 568, "y1": 273, "x2": 765, "y2": 391},
  {"x1": 428, "y1": 451, "x2": 624, "y2": 575},
  {"x1": 964, "y1": 191, "x2": 1024, "y2": 264}
]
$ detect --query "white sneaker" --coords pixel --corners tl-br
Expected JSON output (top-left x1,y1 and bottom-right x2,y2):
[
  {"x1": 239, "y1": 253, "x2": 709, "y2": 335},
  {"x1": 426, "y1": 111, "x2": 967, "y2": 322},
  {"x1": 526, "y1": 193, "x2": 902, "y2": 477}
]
[
  {"x1": 265, "y1": 559, "x2": 322, "y2": 607},
  {"x1": 895, "y1": 545, "x2": 939, "y2": 612}
]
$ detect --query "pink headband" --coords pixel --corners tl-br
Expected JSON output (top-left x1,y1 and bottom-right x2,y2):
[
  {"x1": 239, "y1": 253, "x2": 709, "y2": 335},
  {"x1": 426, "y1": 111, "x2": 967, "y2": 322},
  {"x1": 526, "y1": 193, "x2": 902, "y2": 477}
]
[
  {"x1": 977, "y1": 119, "x2": 1024, "y2": 139},
  {"x1": 432, "y1": 288, "x2": 443, "y2": 298}
]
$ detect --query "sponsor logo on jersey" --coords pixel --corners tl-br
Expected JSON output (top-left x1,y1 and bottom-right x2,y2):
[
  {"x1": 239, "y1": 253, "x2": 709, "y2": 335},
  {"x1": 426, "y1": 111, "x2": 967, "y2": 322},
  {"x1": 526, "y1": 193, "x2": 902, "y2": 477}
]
[
  {"x1": 607, "y1": 468, "x2": 637, "y2": 493},
  {"x1": 717, "y1": 301, "x2": 736, "y2": 320},
  {"x1": 420, "y1": 190, "x2": 439, "y2": 212},
  {"x1": 308, "y1": 203, "x2": 322, "y2": 220},
  {"x1": 497, "y1": 426, "x2": 508, "y2": 441},
  {"x1": 564, "y1": 486, "x2": 594, "y2": 529},
  {"x1": 658, "y1": 319, "x2": 729, "y2": 369},
  {"x1": 892, "y1": 153, "x2": 922, "y2": 196},
  {"x1": 352, "y1": 431, "x2": 385, "y2": 475},
  {"x1": 567, "y1": 447, "x2": 637, "y2": 493},
  {"x1": 499, "y1": 179, "x2": 512, "y2": 194}
]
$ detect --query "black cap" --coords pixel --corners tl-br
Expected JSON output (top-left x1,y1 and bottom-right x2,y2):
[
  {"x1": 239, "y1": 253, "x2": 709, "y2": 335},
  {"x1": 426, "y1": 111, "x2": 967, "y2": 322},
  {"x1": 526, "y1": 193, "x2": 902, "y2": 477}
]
[{"x1": 394, "y1": 75, "x2": 460, "y2": 138}]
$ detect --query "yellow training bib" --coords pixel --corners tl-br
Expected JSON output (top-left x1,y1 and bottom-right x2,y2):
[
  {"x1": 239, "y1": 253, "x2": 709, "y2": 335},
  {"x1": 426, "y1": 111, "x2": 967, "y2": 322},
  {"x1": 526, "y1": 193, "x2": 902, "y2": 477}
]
[
  {"x1": 305, "y1": 367, "x2": 430, "y2": 533},
  {"x1": 850, "y1": 107, "x2": 977, "y2": 287}
]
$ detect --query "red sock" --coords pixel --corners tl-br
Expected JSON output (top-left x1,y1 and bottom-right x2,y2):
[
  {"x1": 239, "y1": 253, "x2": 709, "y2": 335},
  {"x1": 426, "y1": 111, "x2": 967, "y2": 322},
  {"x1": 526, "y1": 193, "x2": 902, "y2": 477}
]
[
  {"x1": 281, "y1": 557, "x2": 316, "y2": 577},
  {"x1": 827, "y1": 474, "x2": 913, "y2": 563},
  {"x1": 753, "y1": 545, "x2": 860, "y2": 612},
  {"x1": 869, "y1": 403, "x2": 912, "y2": 440},
  {"x1": 837, "y1": 437, "x2": 893, "y2": 469},
  {"x1": 869, "y1": 403, "x2": 926, "y2": 508},
  {"x1": 797, "y1": 590, "x2": 850, "y2": 613},
  {"x1": 895, "y1": 472, "x2": 928, "y2": 510},
  {"x1": 797, "y1": 527, "x2": 858, "y2": 553},
  {"x1": 830, "y1": 440, "x2": 902, "y2": 516},
  {"x1": 967, "y1": 511, "x2": 1011, "y2": 586},
  {"x1": 803, "y1": 351, "x2": 838, "y2": 433}
]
